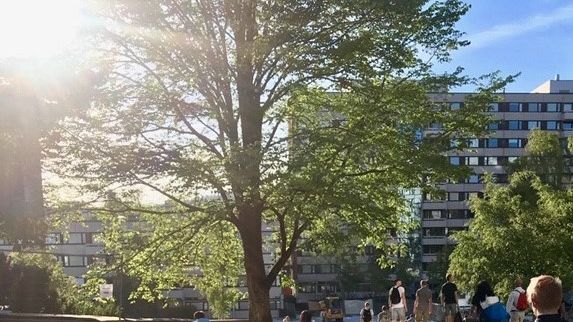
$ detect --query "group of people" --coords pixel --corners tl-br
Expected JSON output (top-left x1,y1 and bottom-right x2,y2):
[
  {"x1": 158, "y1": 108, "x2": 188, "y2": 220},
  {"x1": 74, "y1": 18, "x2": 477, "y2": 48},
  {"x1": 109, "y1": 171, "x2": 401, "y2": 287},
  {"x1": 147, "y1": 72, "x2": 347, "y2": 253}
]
[
  {"x1": 283, "y1": 310, "x2": 312, "y2": 322},
  {"x1": 195, "y1": 273, "x2": 567, "y2": 322},
  {"x1": 358, "y1": 274, "x2": 567, "y2": 322}
]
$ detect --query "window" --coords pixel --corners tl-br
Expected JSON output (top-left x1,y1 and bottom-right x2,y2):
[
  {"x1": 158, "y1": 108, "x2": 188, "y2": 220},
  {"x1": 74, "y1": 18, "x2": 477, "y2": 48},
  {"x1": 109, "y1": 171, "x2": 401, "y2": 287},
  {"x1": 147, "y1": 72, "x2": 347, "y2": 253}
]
[
  {"x1": 488, "y1": 103, "x2": 499, "y2": 112},
  {"x1": 547, "y1": 121, "x2": 559, "y2": 130},
  {"x1": 468, "y1": 174, "x2": 480, "y2": 183},
  {"x1": 488, "y1": 122, "x2": 499, "y2": 130},
  {"x1": 299, "y1": 283, "x2": 317, "y2": 293},
  {"x1": 61, "y1": 256, "x2": 88, "y2": 267},
  {"x1": 547, "y1": 103, "x2": 559, "y2": 112},
  {"x1": 423, "y1": 193, "x2": 444, "y2": 201},
  {"x1": 450, "y1": 102, "x2": 462, "y2": 110},
  {"x1": 467, "y1": 192, "x2": 480, "y2": 200},
  {"x1": 67, "y1": 233, "x2": 84, "y2": 244},
  {"x1": 424, "y1": 227, "x2": 446, "y2": 237},
  {"x1": 450, "y1": 157, "x2": 461, "y2": 165},
  {"x1": 528, "y1": 103, "x2": 539, "y2": 112},
  {"x1": 423, "y1": 210, "x2": 445, "y2": 219},
  {"x1": 318, "y1": 283, "x2": 337, "y2": 293},
  {"x1": 508, "y1": 139, "x2": 521, "y2": 148},
  {"x1": 45, "y1": 233, "x2": 62, "y2": 244},
  {"x1": 564, "y1": 122, "x2": 573, "y2": 130},
  {"x1": 429, "y1": 122, "x2": 443, "y2": 129},
  {"x1": 448, "y1": 227, "x2": 468, "y2": 235},
  {"x1": 467, "y1": 157, "x2": 479, "y2": 165},
  {"x1": 468, "y1": 138, "x2": 479, "y2": 148},
  {"x1": 450, "y1": 139, "x2": 461, "y2": 148},
  {"x1": 564, "y1": 103, "x2": 573, "y2": 112},
  {"x1": 487, "y1": 138, "x2": 499, "y2": 148},
  {"x1": 508, "y1": 156, "x2": 518, "y2": 163},
  {"x1": 493, "y1": 174, "x2": 508, "y2": 183},
  {"x1": 313, "y1": 265, "x2": 322, "y2": 274},
  {"x1": 423, "y1": 245, "x2": 443, "y2": 254},
  {"x1": 508, "y1": 120, "x2": 520, "y2": 130},
  {"x1": 485, "y1": 157, "x2": 498, "y2": 166},
  {"x1": 508, "y1": 103, "x2": 521, "y2": 112},
  {"x1": 448, "y1": 209, "x2": 468, "y2": 219},
  {"x1": 85, "y1": 233, "x2": 93, "y2": 244},
  {"x1": 449, "y1": 192, "x2": 460, "y2": 201},
  {"x1": 527, "y1": 121, "x2": 540, "y2": 130}
]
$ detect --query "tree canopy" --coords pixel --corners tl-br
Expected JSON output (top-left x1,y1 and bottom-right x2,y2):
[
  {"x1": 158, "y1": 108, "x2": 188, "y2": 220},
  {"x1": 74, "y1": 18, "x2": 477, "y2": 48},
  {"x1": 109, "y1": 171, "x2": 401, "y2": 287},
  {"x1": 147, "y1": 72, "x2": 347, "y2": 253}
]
[
  {"x1": 449, "y1": 131, "x2": 573, "y2": 298},
  {"x1": 45, "y1": 0, "x2": 512, "y2": 320}
]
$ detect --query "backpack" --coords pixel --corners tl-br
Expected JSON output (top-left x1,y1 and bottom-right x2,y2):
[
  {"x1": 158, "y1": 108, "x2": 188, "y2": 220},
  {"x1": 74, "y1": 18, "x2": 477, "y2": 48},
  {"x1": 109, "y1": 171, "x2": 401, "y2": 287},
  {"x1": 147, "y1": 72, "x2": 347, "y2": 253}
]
[
  {"x1": 390, "y1": 287, "x2": 401, "y2": 305},
  {"x1": 515, "y1": 289, "x2": 528, "y2": 311},
  {"x1": 482, "y1": 302, "x2": 509, "y2": 322},
  {"x1": 362, "y1": 308, "x2": 372, "y2": 322}
]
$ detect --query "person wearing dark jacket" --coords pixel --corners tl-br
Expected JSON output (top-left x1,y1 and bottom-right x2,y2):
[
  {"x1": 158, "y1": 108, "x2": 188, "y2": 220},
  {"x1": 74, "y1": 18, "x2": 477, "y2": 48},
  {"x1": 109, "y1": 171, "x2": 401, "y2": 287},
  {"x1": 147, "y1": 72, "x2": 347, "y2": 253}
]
[
  {"x1": 300, "y1": 310, "x2": 312, "y2": 322},
  {"x1": 471, "y1": 280, "x2": 495, "y2": 322},
  {"x1": 527, "y1": 275, "x2": 567, "y2": 322}
]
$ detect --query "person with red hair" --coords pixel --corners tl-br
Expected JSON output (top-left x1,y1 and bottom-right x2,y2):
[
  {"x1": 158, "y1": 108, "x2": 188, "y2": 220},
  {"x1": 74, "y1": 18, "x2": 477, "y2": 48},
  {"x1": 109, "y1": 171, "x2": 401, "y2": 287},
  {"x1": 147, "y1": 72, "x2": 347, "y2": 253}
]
[{"x1": 527, "y1": 275, "x2": 566, "y2": 322}]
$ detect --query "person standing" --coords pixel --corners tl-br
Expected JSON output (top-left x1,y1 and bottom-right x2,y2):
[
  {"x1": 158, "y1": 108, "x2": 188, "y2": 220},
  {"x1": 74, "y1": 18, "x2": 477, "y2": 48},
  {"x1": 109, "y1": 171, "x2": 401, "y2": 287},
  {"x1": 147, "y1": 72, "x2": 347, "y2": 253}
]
[
  {"x1": 415, "y1": 280, "x2": 433, "y2": 322},
  {"x1": 389, "y1": 278, "x2": 408, "y2": 322},
  {"x1": 441, "y1": 273, "x2": 459, "y2": 322},
  {"x1": 470, "y1": 280, "x2": 495, "y2": 322},
  {"x1": 378, "y1": 305, "x2": 390, "y2": 322},
  {"x1": 506, "y1": 278, "x2": 527, "y2": 322},
  {"x1": 361, "y1": 302, "x2": 374, "y2": 322},
  {"x1": 300, "y1": 310, "x2": 312, "y2": 322},
  {"x1": 527, "y1": 275, "x2": 566, "y2": 322}
]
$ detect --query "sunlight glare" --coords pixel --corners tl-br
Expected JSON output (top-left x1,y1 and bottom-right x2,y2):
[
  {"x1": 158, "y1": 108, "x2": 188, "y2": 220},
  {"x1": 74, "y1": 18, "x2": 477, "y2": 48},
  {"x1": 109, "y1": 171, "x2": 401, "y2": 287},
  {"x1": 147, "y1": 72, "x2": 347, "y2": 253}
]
[{"x1": 0, "y1": 0, "x2": 83, "y2": 58}]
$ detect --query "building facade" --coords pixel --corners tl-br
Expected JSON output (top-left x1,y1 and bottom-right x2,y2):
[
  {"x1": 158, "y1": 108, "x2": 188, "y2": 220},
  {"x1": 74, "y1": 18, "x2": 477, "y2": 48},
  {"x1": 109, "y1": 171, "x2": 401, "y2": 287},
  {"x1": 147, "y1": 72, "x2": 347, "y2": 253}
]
[{"x1": 421, "y1": 77, "x2": 573, "y2": 271}]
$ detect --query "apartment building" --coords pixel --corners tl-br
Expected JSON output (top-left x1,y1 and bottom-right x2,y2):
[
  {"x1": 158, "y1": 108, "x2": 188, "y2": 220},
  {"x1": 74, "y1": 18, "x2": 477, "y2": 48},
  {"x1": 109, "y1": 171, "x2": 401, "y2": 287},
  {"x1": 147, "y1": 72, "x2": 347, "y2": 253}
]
[{"x1": 421, "y1": 77, "x2": 573, "y2": 271}]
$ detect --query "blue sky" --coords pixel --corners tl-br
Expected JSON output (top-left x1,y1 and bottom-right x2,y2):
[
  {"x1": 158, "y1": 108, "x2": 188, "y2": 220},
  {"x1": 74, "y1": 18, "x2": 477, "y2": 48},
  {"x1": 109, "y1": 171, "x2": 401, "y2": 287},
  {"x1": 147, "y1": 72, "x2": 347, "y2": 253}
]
[{"x1": 437, "y1": 0, "x2": 573, "y2": 92}]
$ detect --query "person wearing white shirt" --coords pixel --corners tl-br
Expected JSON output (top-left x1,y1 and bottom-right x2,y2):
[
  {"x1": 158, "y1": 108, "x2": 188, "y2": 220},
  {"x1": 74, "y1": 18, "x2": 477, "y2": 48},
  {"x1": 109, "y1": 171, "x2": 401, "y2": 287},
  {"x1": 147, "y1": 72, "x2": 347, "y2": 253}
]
[
  {"x1": 507, "y1": 278, "x2": 526, "y2": 322},
  {"x1": 389, "y1": 278, "x2": 408, "y2": 322}
]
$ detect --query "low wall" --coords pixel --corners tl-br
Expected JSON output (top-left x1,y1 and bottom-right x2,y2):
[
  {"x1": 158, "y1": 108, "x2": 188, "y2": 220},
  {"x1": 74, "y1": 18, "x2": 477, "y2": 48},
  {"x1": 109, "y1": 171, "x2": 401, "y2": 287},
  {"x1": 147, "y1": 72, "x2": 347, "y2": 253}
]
[{"x1": 0, "y1": 312, "x2": 250, "y2": 322}]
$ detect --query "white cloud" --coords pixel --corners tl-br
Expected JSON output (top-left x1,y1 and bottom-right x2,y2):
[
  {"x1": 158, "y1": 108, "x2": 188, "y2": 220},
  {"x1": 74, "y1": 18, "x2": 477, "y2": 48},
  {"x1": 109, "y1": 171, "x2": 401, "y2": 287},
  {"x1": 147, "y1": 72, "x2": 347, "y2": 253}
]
[{"x1": 468, "y1": 3, "x2": 573, "y2": 49}]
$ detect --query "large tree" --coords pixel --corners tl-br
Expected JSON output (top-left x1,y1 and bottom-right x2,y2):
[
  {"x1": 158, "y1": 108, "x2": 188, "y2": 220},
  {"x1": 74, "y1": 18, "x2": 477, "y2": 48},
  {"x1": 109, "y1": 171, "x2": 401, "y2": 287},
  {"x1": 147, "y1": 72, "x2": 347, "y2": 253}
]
[
  {"x1": 46, "y1": 1, "x2": 511, "y2": 320},
  {"x1": 449, "y1": 131, "x2": 573, "y2": 297}
]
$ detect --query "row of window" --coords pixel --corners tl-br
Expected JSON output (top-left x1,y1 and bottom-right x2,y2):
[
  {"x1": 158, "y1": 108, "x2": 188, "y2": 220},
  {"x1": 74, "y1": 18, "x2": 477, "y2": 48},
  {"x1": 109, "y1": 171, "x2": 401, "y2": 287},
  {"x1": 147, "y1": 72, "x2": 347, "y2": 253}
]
[
  {"x1": 488, "y1": 120, "x2": 568, "y2": 131},
  {"x1": 431, "y1": 120, "x2": 569, "y2": 131},
  {"x1": 453, "y1": 138, "x2": 527, "y2": 149},
  {"x1": 185, "y1": 299, "x2": 282, "y2": 311},
  {"x1": 489, "y1": 102, "x2": 573, "y2": 113},
  {"x1": 448, "y1": 173, "x2": 508, "y2": 184},
  {"x1": 296, "y1": 245, "x2": 376, "y2": 257},
  {"x1": 0, "y1": 233, "x2": 98, "y2": 246},
  {"x1": 56, "y1": 255, "x2": 98, "y2": 267},
  {"x1": 448, "y1": 102, "x2": 573, "y2": 113},
  {"x1": 46, "y1": 232, "x2": 97, "y2": 245},
  {"x1": 422, "y1": 209, "x2": 474, "y2": 220},
  {"x1": 423, "y1": 226, "x2": 468, "y2": 237},
  {"x1": 450, "y1": 156, "x2": 519, "y2": 166},
  {"x1": 422, "y1": 245, "x2": 449, "y2": 255},
  {"x1": 298, "y1": 282, "x2": 340, "y2": 294},
  {"x1": 423, "y1": 192, "x2": 484, "y2": 202},
  {"x1": 297, "y1": 264, "x2": 341, "y2": 275}
]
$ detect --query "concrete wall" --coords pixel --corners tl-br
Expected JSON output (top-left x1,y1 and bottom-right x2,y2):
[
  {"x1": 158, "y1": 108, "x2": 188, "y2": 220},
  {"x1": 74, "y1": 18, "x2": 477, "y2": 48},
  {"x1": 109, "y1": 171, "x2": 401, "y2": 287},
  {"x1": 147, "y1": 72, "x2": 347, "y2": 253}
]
[{"x1": 0, "y1": 312, "x2": 250, "y2": 322}]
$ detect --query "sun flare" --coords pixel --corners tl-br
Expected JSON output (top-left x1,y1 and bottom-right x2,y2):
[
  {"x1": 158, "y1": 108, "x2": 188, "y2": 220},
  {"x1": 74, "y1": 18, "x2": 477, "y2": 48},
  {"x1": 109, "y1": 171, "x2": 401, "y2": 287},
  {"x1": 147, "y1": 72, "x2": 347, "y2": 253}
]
[{"x1": 0, "y1": 0, "x2": 83, "y2": 59}]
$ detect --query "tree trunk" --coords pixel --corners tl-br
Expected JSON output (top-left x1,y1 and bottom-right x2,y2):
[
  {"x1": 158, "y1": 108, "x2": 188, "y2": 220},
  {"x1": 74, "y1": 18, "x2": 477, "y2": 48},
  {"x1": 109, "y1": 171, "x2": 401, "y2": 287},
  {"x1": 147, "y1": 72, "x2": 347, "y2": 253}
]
[{"x1": 238, "y1": 204, "x2": 272, "y2": 322}]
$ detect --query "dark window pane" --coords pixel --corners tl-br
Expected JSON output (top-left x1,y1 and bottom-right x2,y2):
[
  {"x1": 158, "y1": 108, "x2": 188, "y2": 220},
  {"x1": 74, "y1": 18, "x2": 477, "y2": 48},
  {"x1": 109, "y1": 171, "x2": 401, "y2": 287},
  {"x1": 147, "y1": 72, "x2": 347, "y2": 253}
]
[{"x1": 508, "y1": 121, "x2": 520, "y2": 130}]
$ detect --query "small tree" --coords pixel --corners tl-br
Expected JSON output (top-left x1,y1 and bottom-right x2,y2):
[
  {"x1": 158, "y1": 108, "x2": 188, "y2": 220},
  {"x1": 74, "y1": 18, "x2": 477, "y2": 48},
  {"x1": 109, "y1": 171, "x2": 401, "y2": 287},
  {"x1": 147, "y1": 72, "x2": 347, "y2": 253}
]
[
  {"x1": 0, "y1": 252, "x2": 118, "y2": 315},
  {"x1": 450, "y1": 131, "x2": 573, "y2": 296}
]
